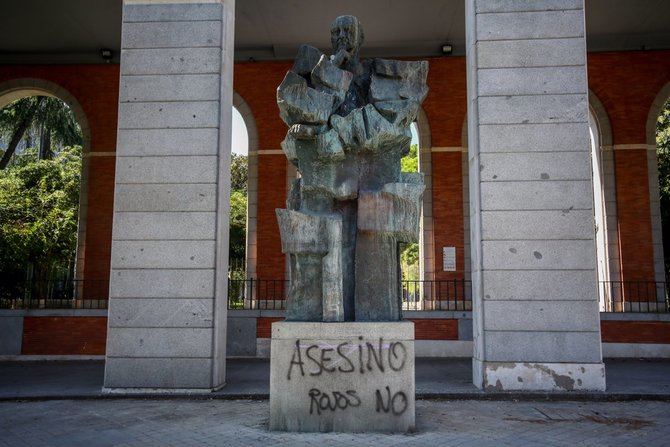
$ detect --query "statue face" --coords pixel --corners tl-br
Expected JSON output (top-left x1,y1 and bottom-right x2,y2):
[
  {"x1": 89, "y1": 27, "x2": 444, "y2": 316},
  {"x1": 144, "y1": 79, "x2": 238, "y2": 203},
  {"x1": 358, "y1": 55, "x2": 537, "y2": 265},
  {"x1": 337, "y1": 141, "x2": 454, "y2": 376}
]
[{"x1": 330, "y1": 16, "x2": 363, "y2": 54}]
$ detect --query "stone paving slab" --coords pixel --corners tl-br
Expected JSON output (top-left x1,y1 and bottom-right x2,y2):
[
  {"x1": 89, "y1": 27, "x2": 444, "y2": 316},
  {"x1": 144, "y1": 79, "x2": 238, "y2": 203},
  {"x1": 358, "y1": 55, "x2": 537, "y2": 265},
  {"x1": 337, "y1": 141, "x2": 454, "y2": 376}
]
[{"x1": 0, "y1": 398, "x2": 668, "y2": 446}]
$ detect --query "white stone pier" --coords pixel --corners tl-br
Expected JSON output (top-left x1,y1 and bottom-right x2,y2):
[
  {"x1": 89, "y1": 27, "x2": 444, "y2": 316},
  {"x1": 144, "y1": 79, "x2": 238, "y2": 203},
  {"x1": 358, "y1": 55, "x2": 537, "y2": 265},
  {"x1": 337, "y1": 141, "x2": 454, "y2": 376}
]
[
  {"x1": 465, "y1": 0, "x2": 606, "y2": 391},
  {"x1": 104, "y1": 0, "x2": 235, "y2": 392}
]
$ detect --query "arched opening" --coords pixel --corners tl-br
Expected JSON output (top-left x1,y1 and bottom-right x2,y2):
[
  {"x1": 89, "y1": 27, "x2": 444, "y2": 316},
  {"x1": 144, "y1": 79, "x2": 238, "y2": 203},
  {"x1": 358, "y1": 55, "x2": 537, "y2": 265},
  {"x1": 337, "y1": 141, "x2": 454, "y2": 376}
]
[
  {"x1": 227, "y1": 93, "x2": 261, "y2": 309},
  {"x1": 646, "y1": 82, "x2": 670, "y2": 307},
  {"x1": 656, "y1": 98, "x2": 670, "y2": 284},
  {"x1": 0, "y1": 79, "x2": 90, "y2": 308},
  {"x1": 400, "y1": 122, "x2": 421, "y2": 284},
  {"x1": 589, "y1": 110, "x2": 610, "y2": 309},
  {"x1": 400, "y1": 109, "x2": 434, "y2": 310},
  {"x1": 588, "y1": 92, "x2": 618, "y2": 311}
]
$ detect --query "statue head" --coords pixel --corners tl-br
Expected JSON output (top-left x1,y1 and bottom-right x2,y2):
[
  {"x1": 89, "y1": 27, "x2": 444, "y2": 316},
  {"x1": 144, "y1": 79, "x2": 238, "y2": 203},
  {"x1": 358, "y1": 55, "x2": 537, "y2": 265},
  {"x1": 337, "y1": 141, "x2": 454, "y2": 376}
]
[{"x1": 330, "y1": 15, "x2": 364, "y2": 56}]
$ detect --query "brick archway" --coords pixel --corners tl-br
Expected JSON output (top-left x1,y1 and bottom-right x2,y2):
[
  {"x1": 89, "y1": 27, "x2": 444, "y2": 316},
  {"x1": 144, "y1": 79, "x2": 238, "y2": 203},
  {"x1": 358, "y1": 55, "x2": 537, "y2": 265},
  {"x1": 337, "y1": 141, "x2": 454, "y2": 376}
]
[
  {"x1": 232, "y1": 91, "x2": 260, "y2": 278},
  {"x1": 646, "y1": 82, "x2": 670, "y2": 284},
  {"x1": 0, "y1": 78, "x2": 92, "y2": 285}
]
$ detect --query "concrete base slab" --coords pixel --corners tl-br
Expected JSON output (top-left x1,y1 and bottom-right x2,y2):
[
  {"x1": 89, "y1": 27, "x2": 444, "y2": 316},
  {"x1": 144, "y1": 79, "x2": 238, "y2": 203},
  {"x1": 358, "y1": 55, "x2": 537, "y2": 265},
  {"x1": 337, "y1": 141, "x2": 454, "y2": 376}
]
[
  {"x1": 102, "y1": 385, "x2": 224, "y2": 395},
  {"x1": 603, "y1": 343, "x2": 670, "y2": 358},
  {"x1": 473, "y1": 358, "x2": 606, "y2": 391},
  {"x1": 269, "y1": 322, "x2": 415, "y2": 433}
]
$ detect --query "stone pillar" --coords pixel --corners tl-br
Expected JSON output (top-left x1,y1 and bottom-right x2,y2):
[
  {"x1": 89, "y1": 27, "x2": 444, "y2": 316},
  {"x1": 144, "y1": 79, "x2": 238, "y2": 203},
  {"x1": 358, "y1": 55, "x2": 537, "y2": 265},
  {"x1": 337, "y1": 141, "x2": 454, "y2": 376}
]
[
  {"x1": 104, "y1": 0, "x2": 235, "y2": 392},
  {"x1": 466, "y1": 0, "x2": 605, "y2": 391}
]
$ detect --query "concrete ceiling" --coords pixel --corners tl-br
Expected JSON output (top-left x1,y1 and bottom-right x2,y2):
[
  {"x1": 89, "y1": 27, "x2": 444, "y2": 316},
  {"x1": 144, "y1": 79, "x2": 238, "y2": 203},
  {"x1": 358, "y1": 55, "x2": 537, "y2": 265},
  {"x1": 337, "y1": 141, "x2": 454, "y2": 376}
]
[{"x1": 0, "y1": 0, "x2": 668, "y2": 64}]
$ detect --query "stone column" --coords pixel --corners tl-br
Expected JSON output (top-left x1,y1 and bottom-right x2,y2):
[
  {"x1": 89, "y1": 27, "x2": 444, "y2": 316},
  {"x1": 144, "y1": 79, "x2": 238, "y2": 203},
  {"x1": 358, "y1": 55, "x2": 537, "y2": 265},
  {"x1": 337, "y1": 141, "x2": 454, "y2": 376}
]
[
  {"x1": 104, "y1": 0, "x2": 235, "y2": 392},
  {"x1": 466, "y1": 0, "x2": 605, "y2": 391}
]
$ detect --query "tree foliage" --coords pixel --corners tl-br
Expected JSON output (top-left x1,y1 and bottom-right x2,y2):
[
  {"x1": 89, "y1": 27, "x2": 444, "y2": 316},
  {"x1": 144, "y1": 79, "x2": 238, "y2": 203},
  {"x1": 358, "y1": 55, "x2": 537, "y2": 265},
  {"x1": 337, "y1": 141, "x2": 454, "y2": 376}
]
[
  {"x1": 400, "y1": 144, "x2": 420, "y2": 280},
  {"x1": 657, "y1": 99, "x2": 670, "y2": 281},
  {"x1": 401, "y1": 144, "x2": 419, "y2": 173},
  {"x1": 230, "y1": 153, "x2": 248, "y2": 193},
  {"x1": 0, "y1": 96, "x2": 82, "y2": 167},
  {"x1": 229, "y1": 154, "x2": 248, "y2": 270},
  {"x1": 0, "y1": 146, "x2": 82, "y2": 282}
]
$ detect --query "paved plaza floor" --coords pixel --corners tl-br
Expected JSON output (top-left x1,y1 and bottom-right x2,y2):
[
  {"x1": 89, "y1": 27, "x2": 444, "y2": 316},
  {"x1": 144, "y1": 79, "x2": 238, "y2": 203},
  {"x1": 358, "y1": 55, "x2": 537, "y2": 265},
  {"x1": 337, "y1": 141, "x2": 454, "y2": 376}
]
[
  {"x1": 2, "y1": 358, "x2": 670, "y2": 400},
  {"x1": 1, "y1": 398, "x2": 669, "y2": 446}
]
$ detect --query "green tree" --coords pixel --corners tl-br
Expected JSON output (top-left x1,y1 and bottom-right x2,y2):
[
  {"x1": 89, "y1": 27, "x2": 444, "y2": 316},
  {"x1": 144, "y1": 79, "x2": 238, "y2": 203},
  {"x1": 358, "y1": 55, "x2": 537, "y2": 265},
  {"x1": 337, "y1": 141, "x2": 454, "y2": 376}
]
[
  {"x1": 401, "y1": 144, "x2": 418, "y2": 173},
  {"x1": 657, "y1": 99, "x2": 670, "y2": 281},
  {"x1": 228, "y1": 153, "x2": 248, "y2": 271},
  {"x1": 400, "y1": 144, "x2": 420, "y2": 281},
  {"x1": 228, "y1": 189, "x2": 247, "y2": 263},
  {"x1": 0, "y1": 96, "x2": 82, "y2": 169},
  {"x1": 230, "y1": 153, "x2": 248, "y2": 193},
  {"x1": 0, "y1": 146, "x2": 82, "y2": 284}
]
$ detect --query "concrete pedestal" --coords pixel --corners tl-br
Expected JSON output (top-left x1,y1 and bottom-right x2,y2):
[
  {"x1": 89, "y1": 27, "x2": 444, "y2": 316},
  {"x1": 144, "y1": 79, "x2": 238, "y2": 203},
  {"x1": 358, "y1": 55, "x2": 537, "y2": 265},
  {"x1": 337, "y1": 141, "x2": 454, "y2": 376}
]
[{"x1": 269, "y1": 322, "x2": 415, "y2": 433}]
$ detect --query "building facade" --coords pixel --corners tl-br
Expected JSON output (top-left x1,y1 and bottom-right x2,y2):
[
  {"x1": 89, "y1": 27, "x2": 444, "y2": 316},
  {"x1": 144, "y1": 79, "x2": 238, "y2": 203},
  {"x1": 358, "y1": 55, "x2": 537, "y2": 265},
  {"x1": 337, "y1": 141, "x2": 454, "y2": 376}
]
[{"x1": 0, "y1": 0, "x2": 669, "y2": 391}]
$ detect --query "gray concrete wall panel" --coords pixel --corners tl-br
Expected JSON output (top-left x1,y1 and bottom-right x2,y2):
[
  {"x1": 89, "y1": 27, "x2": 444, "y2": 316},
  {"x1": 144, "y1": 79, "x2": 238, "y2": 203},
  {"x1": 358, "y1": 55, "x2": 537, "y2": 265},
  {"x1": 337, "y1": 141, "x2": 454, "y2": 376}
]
[
  {"x1": 120, "y1": 48, "x2": 221, "y2": 76},
  {"x1": 112, "y1": 212, "x2": 216, "y2": 240},
  {"x1": 0, "y1": 316, "x2": 23, "y2": 355},
  {"x1": 478, "y1": 94, "x2": 587, "y2": 125},
  {"x1": 115, "y1": 156, "x2": 218, "y2": 184},
  {"x1": 104, "y1": 358, "x2": 213, "y2": 389},
  {"x1": 117, "y1": 128, "x2": 219, "y2": 157},
  {"x1": 481, "y1": 210, "x2": 593, "y2": 240},
  {"x1": 481, "y1": 270, "x2": 596, "y2": 301},
  {"x1": 118, "y1": 101, "x2": 219, "y2": 129},
  {"x1": 478, "y1": 67, "x2": 586, "y2": 96},
  {"x1": 226, "y1": 317, "x2": 257, "y2": 357},
  {"x1": 479, "y1": 123, "x2": 589, "y2": 153},
  {"x1": 480, "y1": 180, "x2": 593, "y2": 210},
  {"x1": 120, "y1": 74, "x2": 220, "y2": 102},
  {"x1": 476, "y1": 0, "x2": 582, "y2": 13},
  {"x1": 123, "y1": 3, "x2": 222, "y2": 22},
  {"x1": 484, "y1": 331, "x2": 602, "y2": 363},
  {"x1": 114, "y1": 184, "x2": 217, "y2": 212},
  {"x1": 482, "y1": 240, "x2": 595, "y2": 270},
  {"x1": 111, "y1": 240, "x2": 216, "y2": 269},
  {"x1": 110, "y1": 269, "x2": 214, "y2": 299},
  {"x1": 122, "y1": 21, "x2": 221, "y2": 49},
  {"x1": 476, "y1": 10, "x2": 584, "y2": 41},
  {"x1": 477, "y1": 38, "x2": 585, "y2": 68},
  {"x1": 483, "y1": 300, "x2": 600, "y2": 331},
  {"x1": 108, "y1": 298, "x2": 213, "y2": 328},
  {"x1": 107, "y1": 327, "x2": 212, "y2": 358},
  {"x1": 479, "y1": 152, "x2": 591, "y2": 181}
]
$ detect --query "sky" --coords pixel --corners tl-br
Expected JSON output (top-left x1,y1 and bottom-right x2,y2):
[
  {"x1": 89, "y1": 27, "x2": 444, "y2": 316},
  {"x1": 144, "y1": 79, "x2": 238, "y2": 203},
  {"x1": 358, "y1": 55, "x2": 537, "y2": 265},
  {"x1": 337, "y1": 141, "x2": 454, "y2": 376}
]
[{"x1": 231, "y1": 107, "x2": 419, "y2": 156}]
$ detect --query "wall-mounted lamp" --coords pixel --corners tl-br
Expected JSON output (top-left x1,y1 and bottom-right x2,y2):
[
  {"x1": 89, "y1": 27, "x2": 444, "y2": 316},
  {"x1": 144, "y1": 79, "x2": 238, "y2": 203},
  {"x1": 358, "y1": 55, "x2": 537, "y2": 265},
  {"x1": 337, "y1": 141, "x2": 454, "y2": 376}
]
[
  {"x1": 100, "y1": 48, "x2": 113, "y2": 62},
  {"x1": 441, "y1": 44, "x2": 453, "y2": 55}
]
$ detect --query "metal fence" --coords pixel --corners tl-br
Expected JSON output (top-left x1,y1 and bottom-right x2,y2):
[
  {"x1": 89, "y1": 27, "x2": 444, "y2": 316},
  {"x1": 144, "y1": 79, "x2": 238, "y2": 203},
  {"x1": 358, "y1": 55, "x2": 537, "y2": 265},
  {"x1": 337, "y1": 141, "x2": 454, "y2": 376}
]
[
  {"x1": 228, "y1": 278, "x2": 289, "y2": 310},
  {"x1": 2, "y1": 277, "x2": 665, "y2": 314},
  {"x1": 600, "y1": 281, "x2": 669, "y2": 313},
  {"x1": 0, "y1": 279, "x2": 109, "y2": 309},
  {"x1": 226, "y1": 278, "x2": 473, "y2": 311},
  {"x1": 402, "y1": 279, "x2": 472, "y2": 311}
]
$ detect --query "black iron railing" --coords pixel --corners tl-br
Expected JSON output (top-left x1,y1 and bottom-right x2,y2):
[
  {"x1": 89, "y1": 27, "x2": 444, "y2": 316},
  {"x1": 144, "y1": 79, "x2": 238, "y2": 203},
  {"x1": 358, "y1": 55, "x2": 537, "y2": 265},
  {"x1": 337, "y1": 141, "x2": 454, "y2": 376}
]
[
  {"x1": 227, "y1": 278, "x2": 473, "y2": 311},
  {"x1": 0, "y1": 279, "x2": 109, "y2": 310},
  {"x1": 402, "y1": 279, "x2": 472, "y2": 311},
  {"x1": 228, "y1": 278, "x2": 289, "y2": 310},
  {"x1": 600, "y1": 281, "x2": 669, "y2": 313}
]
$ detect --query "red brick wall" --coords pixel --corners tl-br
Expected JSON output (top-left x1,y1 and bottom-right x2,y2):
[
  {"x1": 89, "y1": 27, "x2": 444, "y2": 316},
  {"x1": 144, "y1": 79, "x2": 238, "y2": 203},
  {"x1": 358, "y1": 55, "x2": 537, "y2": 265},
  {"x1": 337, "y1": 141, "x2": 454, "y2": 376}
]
[
  {"x1": 409, "y1": 319, "x2": 459, "y2": 340},
  {"x1": 234, "y1": 62, "x2": 292, "y2": 279},
  {"x1": 256, "y1": 317, "x2": 284, "y2": 338},
  {"x1": 601, "y1": 320, "x2": 670, "y2": 344},
  {"x1": 424, "y1": 57, "x2": 468, "y2": 282},
  {"x1": 612, "y1": 149, "x2": 655, "y2": 282},
  {"x1": 0, "y1": 65, "x2": 119, "y2": 294},
  {"x1": 21, "y1": 317, "x2": 107, "y2": 355}
]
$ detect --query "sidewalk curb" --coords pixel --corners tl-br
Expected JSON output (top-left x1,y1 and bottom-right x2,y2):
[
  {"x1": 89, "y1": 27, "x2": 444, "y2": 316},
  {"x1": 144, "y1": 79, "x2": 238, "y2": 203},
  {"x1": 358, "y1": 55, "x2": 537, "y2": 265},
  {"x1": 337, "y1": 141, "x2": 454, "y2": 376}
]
[{"x1": 3, "y1": 392, "x2": 670, "y2": 403}]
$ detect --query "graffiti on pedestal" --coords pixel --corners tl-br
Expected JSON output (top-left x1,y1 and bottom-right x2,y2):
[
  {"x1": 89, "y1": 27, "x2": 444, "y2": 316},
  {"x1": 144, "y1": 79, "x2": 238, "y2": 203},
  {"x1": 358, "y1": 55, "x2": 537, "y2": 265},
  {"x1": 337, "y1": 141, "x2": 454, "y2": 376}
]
[{"x1": 285, "y1": 336, "x2": 409, "y2": 416}]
